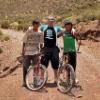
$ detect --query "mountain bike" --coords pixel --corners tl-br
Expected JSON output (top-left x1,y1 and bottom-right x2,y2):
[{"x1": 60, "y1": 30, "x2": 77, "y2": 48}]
[
  {"x1": 25, "y1": 54, "x2": 48, "y2": 91},
  {"x1": 57, "y1": 49, "x2": 76, "y2": 93}
]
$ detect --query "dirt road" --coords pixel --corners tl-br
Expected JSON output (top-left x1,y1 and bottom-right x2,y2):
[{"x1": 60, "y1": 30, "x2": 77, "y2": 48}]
[{"x1": 0, "y1": 29, "x2": 100, "y2": 100}]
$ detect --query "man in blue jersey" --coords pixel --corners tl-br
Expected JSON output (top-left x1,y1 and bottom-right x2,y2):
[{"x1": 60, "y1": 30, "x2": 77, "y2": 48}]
[{"x1": 40, "y1": 16, "x2": 61, "y2": 83}]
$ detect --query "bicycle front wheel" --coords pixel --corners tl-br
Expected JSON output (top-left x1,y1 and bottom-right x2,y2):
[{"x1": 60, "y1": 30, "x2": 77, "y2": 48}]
[
  {"x1": 57, "y1": 64, "x2": 75, "y2": 93},
  {"x1": 26, "y1": 64, "x2": 48, "y2": 91}
]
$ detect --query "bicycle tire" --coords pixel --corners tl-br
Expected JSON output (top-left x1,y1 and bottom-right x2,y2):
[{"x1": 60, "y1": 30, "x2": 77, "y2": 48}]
[
  {"x1": 26, "y1": 64, "x2": 48, "y2": 91},
  {"x1": 57, "y1": 64, "x2": 75, "y2": 93}
]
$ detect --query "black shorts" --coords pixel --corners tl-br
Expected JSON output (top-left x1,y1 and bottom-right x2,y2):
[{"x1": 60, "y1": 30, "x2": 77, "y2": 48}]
[
  {"x1": 64, "y1": 52, "x2": 77, "y2": 71},
  {"x1": 41, "y1": 46, "x2": 59, "y2": 70}
]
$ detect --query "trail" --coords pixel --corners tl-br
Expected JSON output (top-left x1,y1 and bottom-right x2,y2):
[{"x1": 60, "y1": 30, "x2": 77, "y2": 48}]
[{"x1": 0, "y1": 29, "x2": 100, "y2": 100}]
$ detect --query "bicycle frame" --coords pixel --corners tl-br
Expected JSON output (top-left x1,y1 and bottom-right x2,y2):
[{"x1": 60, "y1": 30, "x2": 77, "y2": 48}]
[
  {"x1": 59, "y1": 53, "x2": 71, "y2": 81},
  {"x1": 26, "y1": 54, "x2": 48, "y2": 91},
  {"x1": 32, "y1": 55, "x2": 44, "y2": 80},
  {"x1": 59, "y1": 53, "x2": 69, "y2": 67},
  {"x1": 63, "y1": 54, "x2": 69, "y2": 66},
  {"x1": 32, "y1": 55, "x2": 41, "y2": 76}
]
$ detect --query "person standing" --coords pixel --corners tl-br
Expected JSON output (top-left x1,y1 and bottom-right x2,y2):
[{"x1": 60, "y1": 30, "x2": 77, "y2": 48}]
[
  {"x1": 40, "y1": 16, "x2": 61, "y2": 83},
  {"x1": 22, "y1": 19, "x2": 43, "y2": 87},
  {"x1": 57, "y1": 20, "x2": 79, "y2": 83}
]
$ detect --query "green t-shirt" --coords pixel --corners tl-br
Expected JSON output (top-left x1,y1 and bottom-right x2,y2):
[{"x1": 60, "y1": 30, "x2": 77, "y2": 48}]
[{"x1": 63, "y1": 32, "x2": 76, "y2": 53}]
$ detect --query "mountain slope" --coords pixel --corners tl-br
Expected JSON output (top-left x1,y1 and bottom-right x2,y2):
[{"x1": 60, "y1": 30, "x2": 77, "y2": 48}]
[{"x1": 0, "y1": 0, "x2": 100, "y2": 22}]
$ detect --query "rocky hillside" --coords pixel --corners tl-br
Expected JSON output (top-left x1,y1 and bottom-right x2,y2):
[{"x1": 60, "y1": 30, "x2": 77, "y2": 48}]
[
  {"x1": 76, "y1": 20, "x2": 100, "y2": 40},
  {"x1": 0, "y1": 0, "x2": 100, "y2": 40},
  {"x1": 0, "y1": 0, "x2": 100, "y2": 22}
]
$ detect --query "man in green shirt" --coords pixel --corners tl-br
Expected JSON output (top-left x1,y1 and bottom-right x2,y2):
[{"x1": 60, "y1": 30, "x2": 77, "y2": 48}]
[
  {"x1": 57, "y1": 20, "x2": 78, "y2": 78},
  {"x1": 57, "y1": 20, "x2": 80, "y2": 83}
]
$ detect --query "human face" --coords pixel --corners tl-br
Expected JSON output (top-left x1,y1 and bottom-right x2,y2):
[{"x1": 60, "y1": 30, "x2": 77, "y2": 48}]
[
  {"x1": 33, "y1": 24, "x2": 39, "y2": 31},
  {"x1": 48, "y1": 20, "x2": 54, "y2": 26},
  {"x1": 65, "y1": 24, "x2": 72, "y2": 32}
]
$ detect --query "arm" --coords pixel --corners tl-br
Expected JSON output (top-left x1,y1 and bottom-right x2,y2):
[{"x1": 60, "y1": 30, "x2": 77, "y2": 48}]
[
  {"x1": 22, "y1": 29, "x2": 29, "y2": 56},
  {"x1": 57, "y1": 31, "x2": 63, "y2": 38},
  {"x1": 72, "y1": 30, "x2": 81, "y2": 51},
  {"x1": 72, "y1": 28, "x2": 79, "y2": 41},
  {"x1": 73, "y1": 33, "x2": 79, "y2": 41},
  {"x1": 40, "y1": 43, "x2": 43, "y2": 52},
  {"x1": 39, "y1": 32, "x2": 44, "y2": 52},
  {"x1": 57, "y1": 27, "x2": 64, "y2": 38}
]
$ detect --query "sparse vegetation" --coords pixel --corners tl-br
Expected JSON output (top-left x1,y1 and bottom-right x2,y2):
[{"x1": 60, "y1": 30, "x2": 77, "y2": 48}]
[
  {"x1": 1, "y1": 20, "x2": 10, "y2": 29},
  {"x1": 0, "y1": 0, "x2": 99, "y2": 32},
  {"x1": 0, "y1": 30, "x2": 3, "y2": 36},
  {"x1": 74, "y1": 2, "x2": 100, "y2": 23},
  {"x1": 0, "y1": 30, "x2": 3, "y2": 40},
  {"x1": 17, "y1": 23, "x2": 29, "y2": 31},
  {"x1": 0, "y1": 0, "x2": 99, "y2": 27},
  {"x1": 10, "y1": 22, "x2": 19, "y2": 30},
  {"x1": 0, "y1": 30, "x2": 10, "y2": 41},
  {"x1": 3, "y1": 36, "x2": 10, "y2": 41}
]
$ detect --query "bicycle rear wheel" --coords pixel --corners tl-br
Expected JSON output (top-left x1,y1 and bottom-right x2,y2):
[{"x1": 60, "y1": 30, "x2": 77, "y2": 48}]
[
  {"x1": 57, "y1": 64, "x2": 75, "y2": 93},
  {"x1": 26, "y1": 64, "x2": 48, "y2": 91}
]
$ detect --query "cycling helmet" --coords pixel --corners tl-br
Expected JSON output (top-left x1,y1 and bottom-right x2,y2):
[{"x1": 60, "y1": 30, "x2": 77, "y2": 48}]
[
  {"x1": 47, "y1": 16, "x2": 55, "y2": 21},
  {"x1": 64, "y1": 20, "x2": 73, "y2": 26}
]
